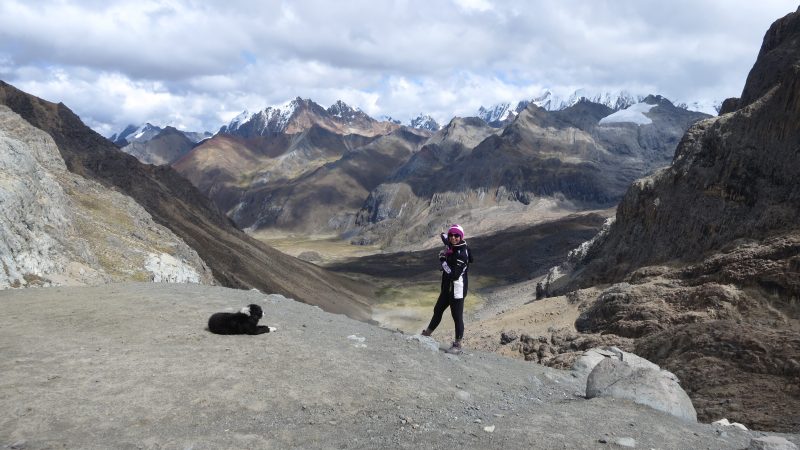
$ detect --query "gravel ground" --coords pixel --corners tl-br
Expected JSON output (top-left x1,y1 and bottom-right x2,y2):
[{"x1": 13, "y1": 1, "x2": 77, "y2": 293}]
[{"x1": 1, "y1": 283, "x2": 797, "y2": 449}]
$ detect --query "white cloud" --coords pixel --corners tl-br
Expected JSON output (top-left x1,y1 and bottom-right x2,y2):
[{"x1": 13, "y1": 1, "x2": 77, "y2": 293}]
[{"x1": 0, "y1": 0, "x2": 797, "y2": 136}]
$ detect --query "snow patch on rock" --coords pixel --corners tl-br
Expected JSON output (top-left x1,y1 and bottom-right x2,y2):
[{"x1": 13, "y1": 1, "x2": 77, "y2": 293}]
[{"x1": 599, "y1": 102, "x2": 656, "y2": 126}]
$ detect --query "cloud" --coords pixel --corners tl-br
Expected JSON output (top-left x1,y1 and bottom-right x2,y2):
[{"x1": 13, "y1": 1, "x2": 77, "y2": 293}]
[{"x1": 0, "y1": 0, "x2": 797, "y2": 135}]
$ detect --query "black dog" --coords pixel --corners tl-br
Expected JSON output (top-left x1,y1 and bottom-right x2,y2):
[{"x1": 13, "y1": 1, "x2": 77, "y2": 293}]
[{"x1": 207, "y1": 304, "x2": 275, "y2": 335}]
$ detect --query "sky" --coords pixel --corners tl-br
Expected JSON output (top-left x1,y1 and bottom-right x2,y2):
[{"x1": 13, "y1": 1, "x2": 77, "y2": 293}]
[{"x1": 0, "y1": 0, "x2": 797, "y2": 137}]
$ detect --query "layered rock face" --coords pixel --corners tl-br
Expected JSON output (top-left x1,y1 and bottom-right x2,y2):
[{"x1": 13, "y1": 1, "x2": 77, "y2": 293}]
[
  {"x1": 543, "y1": 7, "x2": 800, "y2": 432},
  {"x1": 553, "y1": 8, "x2": 800, "y2": 290},
  {"x1": 0, "y1": 105, "x2": 213, "y2": 288}
]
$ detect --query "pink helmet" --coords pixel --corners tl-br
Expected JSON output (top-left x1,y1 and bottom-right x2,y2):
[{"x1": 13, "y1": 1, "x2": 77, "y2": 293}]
[{"x1": 447, "y1": 224, "x2": 464, "y2": 239}]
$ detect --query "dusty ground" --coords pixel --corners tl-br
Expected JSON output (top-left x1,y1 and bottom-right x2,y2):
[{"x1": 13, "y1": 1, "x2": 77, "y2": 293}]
[
  {"x1": 464, "y1": 284, "x2": 582, "y2": 360},
  {"x1": 2, "y1": 283, "x2": 797, "y2": 449}
]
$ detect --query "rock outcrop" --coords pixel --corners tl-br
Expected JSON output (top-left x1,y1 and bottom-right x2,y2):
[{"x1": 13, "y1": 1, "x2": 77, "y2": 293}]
[
  {"x1": 0, "y1": 105, "x2": 212, "y2": 288},
  {"x1": 539, "y1": 7, "x2": 800, "y2": 432},
  {"x1": 582, "y1": 348, "x2": 697, "y2": 423}
]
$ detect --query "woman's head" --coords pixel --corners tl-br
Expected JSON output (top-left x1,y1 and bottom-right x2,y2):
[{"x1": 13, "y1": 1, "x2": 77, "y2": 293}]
[{"x1": 447, "y1": 224, "x2": 464, "y2": 241}]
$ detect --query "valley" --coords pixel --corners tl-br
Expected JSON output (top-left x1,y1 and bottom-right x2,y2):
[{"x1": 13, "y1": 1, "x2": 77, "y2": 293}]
[{"x1": 252, "y1": 212, "x2": 609, "y2": 333}]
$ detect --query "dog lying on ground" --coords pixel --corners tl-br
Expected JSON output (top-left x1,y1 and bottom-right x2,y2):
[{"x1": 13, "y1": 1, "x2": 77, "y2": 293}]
[{"x1": 207, "y1": 304, "x2": 276, "y2": 335}]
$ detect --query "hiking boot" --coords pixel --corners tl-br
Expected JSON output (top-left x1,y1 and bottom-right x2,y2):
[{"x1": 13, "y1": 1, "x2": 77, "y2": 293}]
[
  {"x1": 421, "y1": 329, "x2": 432, "y2": 337},
  {"x1": 445, "y1": 341, "x2": 462, "y2": 354}
]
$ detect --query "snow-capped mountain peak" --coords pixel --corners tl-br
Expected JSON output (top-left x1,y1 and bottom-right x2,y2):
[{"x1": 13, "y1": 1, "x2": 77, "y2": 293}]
[
  {"x1": 327, "y1": 100, "x2": 358, "y2": 118},
  {"x1": 531, "y1": 89, "x2": 643, "y2": 112},
  {"x1": 219, "y1": 99, "x2": 302, "y2": 136},
  {"x1": 409, "y1": 114, "x2": 440, "y2": 132},
  {"x1": 109, "y1": 123, "x2": 162, "y2": 146},
  {"x1": 228, "y1": 109, "x2": 251, "y2": 129},
  {"x1": 326, "y1": 100, "x2": 374, "y2": 125},
  {"x1": 477, "y1": 101, "x2": 530, "y2": 125},
  {"x1": 477, "y1": 103, "x2": 511, "y2": 123}
]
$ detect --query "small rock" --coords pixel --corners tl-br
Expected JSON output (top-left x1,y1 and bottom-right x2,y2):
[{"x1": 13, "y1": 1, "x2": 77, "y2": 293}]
[
  {"x1": 615, "y1": 437, "x2": 636, "y2": 448},
  {"x1": 407, "y1": 335, "x2": 439, "y2": 353},
  {"x1": 500, "y1": 331, "x2": 518, "y2": 345},
  {"x1": 713, "y1": 418, "x2": 748, "y2": 430},
  {"x1": 455, "y1": 390, "x2": 471, "y2": 402},
  {"x1": 474, "y1": 419, "x2": 482, "y2": 423},
  {"x1": 483, "y1": 425, "x2": 495, "y2": 433}
]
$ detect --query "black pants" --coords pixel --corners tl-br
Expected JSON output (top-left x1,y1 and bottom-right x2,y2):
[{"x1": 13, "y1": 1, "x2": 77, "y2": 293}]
[{"x1": 426, "y1": 278, "x2": 465, "y2": 340}]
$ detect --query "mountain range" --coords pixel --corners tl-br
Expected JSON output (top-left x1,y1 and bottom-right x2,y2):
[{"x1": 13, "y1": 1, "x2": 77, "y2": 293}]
[
  {"x1": 0, "y1": 80, "x2": 372, "y2": 320},
  {"x1": 355, "y1": 95, "x2": 709, "y2": 248},
  {"x1": 110, "y1": 89, "x2": 715, "y2": 167},
  {"x1": 164, "y1": 92, "x2": 709, "y2": 249}
]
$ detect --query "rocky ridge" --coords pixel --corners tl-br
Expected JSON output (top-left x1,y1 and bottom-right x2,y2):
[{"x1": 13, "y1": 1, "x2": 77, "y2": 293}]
[{"x1": 220, "y1": 97, "x2": 401, "y2": 138}]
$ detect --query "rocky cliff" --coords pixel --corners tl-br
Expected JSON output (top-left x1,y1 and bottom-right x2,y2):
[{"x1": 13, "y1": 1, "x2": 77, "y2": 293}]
[{"x1": 539, "y1": 7, "x2": 800, "y2": 432}]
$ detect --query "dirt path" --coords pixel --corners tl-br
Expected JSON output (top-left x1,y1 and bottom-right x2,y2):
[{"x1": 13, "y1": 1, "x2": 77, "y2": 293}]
[{"x1": 1, "y1": 283, "x2": 795, "y2": 449}]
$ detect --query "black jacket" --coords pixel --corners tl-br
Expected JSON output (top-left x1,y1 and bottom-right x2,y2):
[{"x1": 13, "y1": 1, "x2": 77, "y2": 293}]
[{"x1": 439, "y1": 236, "x2": 470, "y2": 282}]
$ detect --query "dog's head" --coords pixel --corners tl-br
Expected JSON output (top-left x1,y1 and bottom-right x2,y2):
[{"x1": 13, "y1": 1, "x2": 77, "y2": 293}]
[{"x1": 240, "y1": 304, "x2": 264, "y2": 319}]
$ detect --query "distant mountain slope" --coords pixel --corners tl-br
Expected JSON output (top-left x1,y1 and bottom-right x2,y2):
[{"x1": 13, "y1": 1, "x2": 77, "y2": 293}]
[
  {"x1": 173, "y1": 124, "x2": 406, "y2": 229},
  {"x1": 0, "y1": 80, "x2": 372, "y2": 320},
  {"x1": 356, "y1": 96, "x2": 709, "y2": 248},
  {"x1": 228, "y1": 127, "x2": 430, "y2": 232},
  {"x1": 111, "y1": 122, "x2": 210, "y2": 147},
  {"x1": 121, "y1": 126, "x2": 197, "y2": 166}
]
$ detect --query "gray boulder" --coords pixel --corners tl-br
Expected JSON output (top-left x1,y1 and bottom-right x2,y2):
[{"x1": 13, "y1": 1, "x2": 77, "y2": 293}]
[
  {"x1": 572, "y1": 346, "x2": 659, "y2": 381},
  {"x1": 747, "y1": 436, "x2": 799, "y2": 450},
  {"x1": 586, "y1": 357, "x2": 697, "y2": 423}
]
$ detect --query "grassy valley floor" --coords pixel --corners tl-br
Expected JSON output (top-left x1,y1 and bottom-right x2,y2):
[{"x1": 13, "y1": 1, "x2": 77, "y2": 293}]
[{"x1": 251, "y1": 212, "x2": 609, "y2": 338}]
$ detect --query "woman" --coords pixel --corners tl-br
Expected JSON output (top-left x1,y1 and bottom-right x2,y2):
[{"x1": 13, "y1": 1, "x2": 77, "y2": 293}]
[{"x1": 421, "y1": 224, "x2": 471, "y2": 354}]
